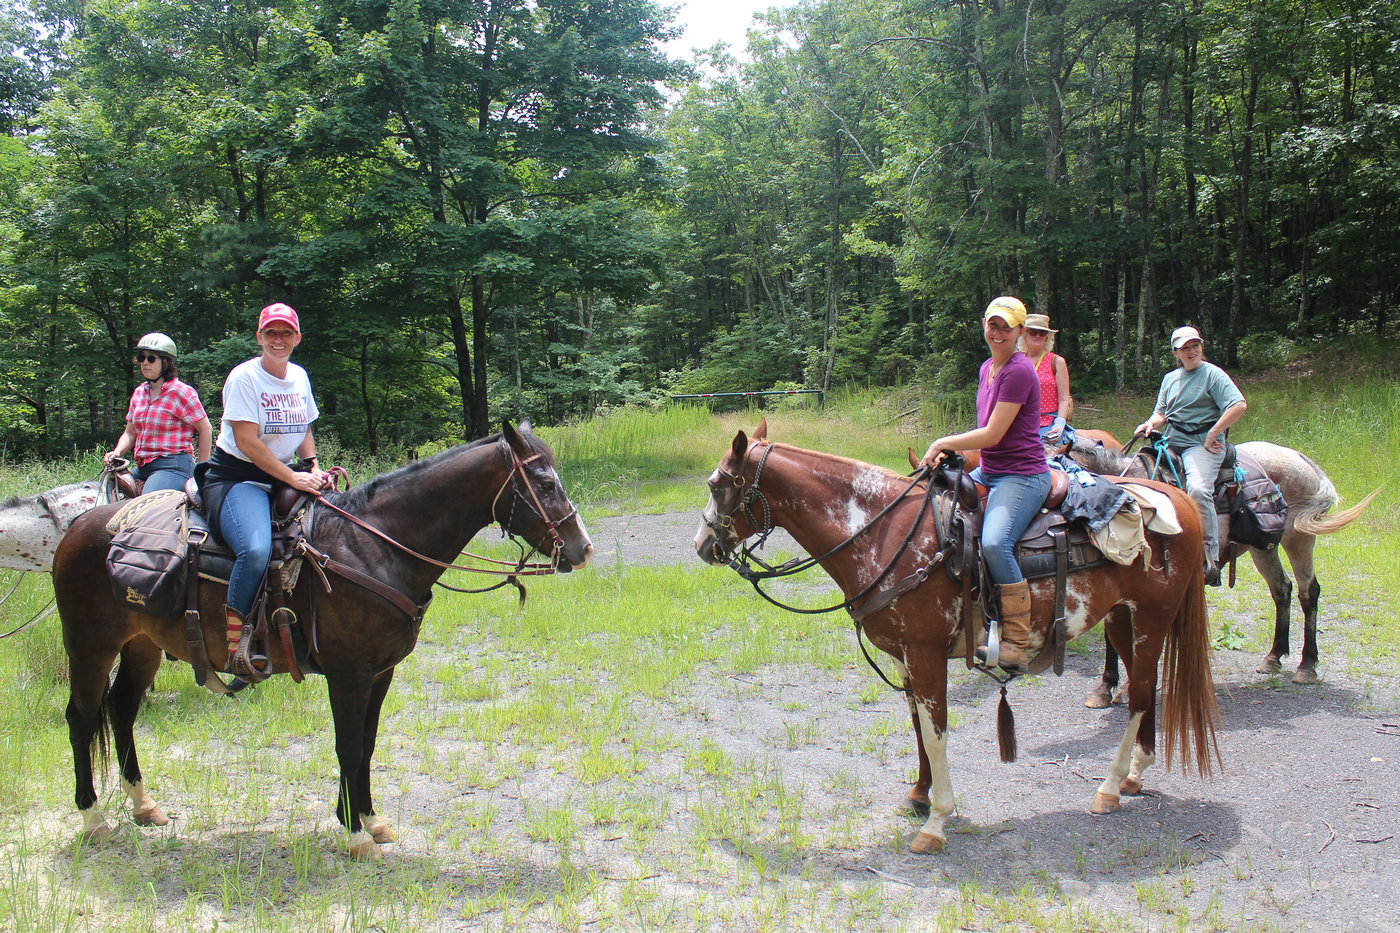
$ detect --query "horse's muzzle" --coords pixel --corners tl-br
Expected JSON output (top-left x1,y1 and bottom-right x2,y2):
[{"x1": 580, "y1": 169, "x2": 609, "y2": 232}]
[{"x1": 694, "y1": 528, "x2": 729, "y2": 565}]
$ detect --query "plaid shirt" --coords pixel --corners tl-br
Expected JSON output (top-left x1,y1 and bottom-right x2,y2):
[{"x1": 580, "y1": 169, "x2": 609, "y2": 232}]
[{"x1": 125, "y1": 378, "x2": 207, "y2": 465}]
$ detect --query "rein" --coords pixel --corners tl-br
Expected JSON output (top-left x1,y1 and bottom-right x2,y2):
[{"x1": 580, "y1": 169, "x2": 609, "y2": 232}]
[
  {"x1": 712, "y1": 446, "x2": 946, "y2": 615},
  {"x1": 1120, "y1": 433, "x2": 1182, "y2": 486},
  {"x1": 311, "y1": 441, "x2": 571, "y2": 580}
]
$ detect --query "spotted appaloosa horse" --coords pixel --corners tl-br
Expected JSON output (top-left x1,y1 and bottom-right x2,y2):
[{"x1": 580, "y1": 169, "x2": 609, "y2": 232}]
[
  {"x1": 52, "y1": 422, "x2": 592, "y2": 859},
  {"x1": 0, "y1": 481, "x2": 108, "y2": 573},
  {"x1": 695, "y1": 419, "x2": 1220, "y2": 854},
  {"x1": 1067, "y1": 433, "x2": 1380, "y2": 693}
]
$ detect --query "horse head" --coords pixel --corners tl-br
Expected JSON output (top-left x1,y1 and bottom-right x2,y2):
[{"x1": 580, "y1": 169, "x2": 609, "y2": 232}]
[
  {"x1": 694, "y1": 419, "x2": 773, "y2": 565},
  {"x1": 496, "y1": 420, "x2": 593, "y2": 571}
]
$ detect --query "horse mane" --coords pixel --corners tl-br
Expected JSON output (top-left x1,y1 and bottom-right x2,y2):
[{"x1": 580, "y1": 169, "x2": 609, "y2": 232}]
[
  {"x1": 1065, "y1": 436, "x2": 1132, "y2": 474},
  {"x1": 329, "y1": 427, "x2": 555, "y2": 512},
  {"x1": 766, "y1": 442, "x2": 907, "y2": 482}
]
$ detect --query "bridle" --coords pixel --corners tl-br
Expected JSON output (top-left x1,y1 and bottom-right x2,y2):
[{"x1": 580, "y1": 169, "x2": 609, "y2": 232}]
[
  {"x1": 491, "y1": 444, "x2": 578, "y2": 563},
  {"x1": 311, "y1": 438, "x2": 580, "y2": 589},
  {"x1": 705, "y1": 442, "x2": 956, "y2": 615},
  {"x1": 704, "y1": 441, "x2": 963, "y2": 693},
  {"x1": 702, "y1": 441, "x2": 778, "y2": 555}
]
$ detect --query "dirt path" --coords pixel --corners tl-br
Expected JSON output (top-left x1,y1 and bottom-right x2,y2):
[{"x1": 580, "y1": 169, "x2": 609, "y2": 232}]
[{"x1": 588, "y1": 512, "x2": 1400, "y2": 931}]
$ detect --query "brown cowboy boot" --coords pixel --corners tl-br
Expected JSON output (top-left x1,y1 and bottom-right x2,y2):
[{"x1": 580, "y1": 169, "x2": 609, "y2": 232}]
[{"x1": 993, "y1": 580, "x2": 1033, "y2": 674}]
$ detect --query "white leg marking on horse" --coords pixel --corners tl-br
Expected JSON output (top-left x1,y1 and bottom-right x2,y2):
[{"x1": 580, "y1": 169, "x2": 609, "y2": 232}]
[
  {"x1": 1093, "y1": 710, "x2": 1145, "y2": 814},
  {"x1": 80, "y1": 805, "x2": 113, "y2": 842},
  {"x1": 910, "y1": 701, "x2": 954, "y2": 853},
  {"x1": 1121, "y1": 744, "x2": 1155, "y2": 795},
  {"x1": 122, "y1": 778, "x2": 169, "y2": 826}
]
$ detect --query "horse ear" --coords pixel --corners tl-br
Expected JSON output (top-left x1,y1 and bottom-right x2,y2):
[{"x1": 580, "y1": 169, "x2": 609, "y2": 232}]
[
  {"x1": 907, "y1": 447, "x2": 919, "y2": 470},
  {"x1": 501, "y1": 420, "x2": 522, "y2": 447},
  {"x1": 730, "y1": 430, "x2": 748, "y2": 461},
  {"x1": 754, "y1": 417, "x2": 768, "y2": 442},
  {"x1": 517, "y1": 418, "x2": 533, "y2": 435}
]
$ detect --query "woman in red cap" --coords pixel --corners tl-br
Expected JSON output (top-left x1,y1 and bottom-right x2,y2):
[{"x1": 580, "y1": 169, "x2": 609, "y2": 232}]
[
  {"x1": 104, "y1": 332, "x2": 212, "y2": 493},
  {"x1": 919, "y1": 296, "x2": 1050, "y2": 673},
  {"x1": 196, "y1": 303, "x2": 329, "y2": 677}
]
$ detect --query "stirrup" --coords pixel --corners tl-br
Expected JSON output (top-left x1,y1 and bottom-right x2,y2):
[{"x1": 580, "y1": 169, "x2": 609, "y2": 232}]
[
  {"x1": 975, "y1": 618, "x2": 1002, "y2": 669},
  {"x1": 229, "y1": 623, "x2": 273, "y2": 681}
]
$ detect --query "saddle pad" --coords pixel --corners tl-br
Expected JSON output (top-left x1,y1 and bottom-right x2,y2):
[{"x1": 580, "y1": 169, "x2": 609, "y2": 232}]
[{"x1": 104, "y1": 489, "x2": 187, "y2": 537}]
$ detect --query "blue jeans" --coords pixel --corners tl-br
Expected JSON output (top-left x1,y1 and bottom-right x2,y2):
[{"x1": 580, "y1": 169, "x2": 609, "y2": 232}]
[
  {"x1": 1179, "y1": 443, "x2": 1227, "y2": 561},
  {"x1": 971, "y1": 467, "x2": 1051, "y2": 585},
  {"x1": 219, "y1": 481, "x2": 273, "y2": 616},
  {"x1": 133, "y1": 453, "x2": 195, "y2": 494}
]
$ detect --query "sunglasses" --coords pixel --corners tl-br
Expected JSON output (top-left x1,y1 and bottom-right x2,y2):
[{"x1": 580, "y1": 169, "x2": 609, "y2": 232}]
[{"x1": 135, "y1": 354, "x2": 165, "y2": 364}]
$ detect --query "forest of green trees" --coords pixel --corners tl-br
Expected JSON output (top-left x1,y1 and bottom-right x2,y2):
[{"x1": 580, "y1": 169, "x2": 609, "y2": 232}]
[{"x1": 0, "y1": 0, "x2": 1394, "y2": 457}]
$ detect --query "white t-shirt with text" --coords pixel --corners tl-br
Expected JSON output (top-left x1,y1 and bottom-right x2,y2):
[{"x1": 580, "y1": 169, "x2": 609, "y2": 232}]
[{"x1": 216, "y1": 358, "x2": 320, "y2": 465}]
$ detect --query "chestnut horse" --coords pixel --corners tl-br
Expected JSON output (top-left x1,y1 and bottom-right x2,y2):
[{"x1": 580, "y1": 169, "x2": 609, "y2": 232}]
[
  {"x1": 52, "y1": 422, "x2": 592, "y2": 858},
  {"x1": 695, "y1": 420, "x2": 1219, "y2": 854},
  {"x1": 1066, "y1": 432, "x2": 1379, "y2": 693}
]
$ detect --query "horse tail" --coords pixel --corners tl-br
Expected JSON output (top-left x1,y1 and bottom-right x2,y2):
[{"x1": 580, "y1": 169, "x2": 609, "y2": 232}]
[
  {"x1": 1291, "y1": 487, "x2": 1380, "y2": 537},
  {"x1": 93, "y1": 682, "x2": 112, "y2": 773},
  {"x1": 1160, "y1": 502, "x2": 1222, "y2": 780}
]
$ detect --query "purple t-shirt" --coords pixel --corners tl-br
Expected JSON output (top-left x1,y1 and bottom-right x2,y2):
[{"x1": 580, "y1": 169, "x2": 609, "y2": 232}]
[{"x1": 976, "y1": 353, "x2": 1048, "y2": 476}]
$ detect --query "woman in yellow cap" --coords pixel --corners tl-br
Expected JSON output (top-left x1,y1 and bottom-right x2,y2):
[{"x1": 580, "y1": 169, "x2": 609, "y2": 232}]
[{"x1": 920, "y1": 296, "x2": 1050, "y2": 673}]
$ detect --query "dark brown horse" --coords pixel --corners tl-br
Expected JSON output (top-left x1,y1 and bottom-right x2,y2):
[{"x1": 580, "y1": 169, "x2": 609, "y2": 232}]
[
  {"x1": 1065, "y1": 432, "x2": 1379, "y2": 695},
  {"x1": 53, "y1": 422, "x2": 592, "y2": 858},
  {"x1": 694, "y1": 420, "x2": 1220, "y2": 854}
]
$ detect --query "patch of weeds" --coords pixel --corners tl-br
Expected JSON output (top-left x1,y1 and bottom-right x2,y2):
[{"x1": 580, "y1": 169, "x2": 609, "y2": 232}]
[
  {"x1": 1212, "y1": 620, "x2": 1250, "y2": 651},
  {"x1": 685, "y1": 737, "x2": 734, "y2": 779}
]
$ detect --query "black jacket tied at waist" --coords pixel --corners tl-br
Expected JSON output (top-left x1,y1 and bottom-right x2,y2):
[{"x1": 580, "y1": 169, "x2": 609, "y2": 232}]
[{"x1": 194, "y1": 448, "x2": 284, "y2": 543}]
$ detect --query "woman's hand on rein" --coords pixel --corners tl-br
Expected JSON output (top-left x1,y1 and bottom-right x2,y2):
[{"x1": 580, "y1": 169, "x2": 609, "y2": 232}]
[
  {"x1": 920, "y1": 442, "x2": 951, "y2": 470},
  {"x1": 290, "y1": 469, "x2": 329, "y2": 494}
]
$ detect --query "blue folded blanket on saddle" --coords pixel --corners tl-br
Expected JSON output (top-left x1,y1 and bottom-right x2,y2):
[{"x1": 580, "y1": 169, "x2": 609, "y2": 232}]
[{"x1": 1049, "y1": 454, "x2": 1130, "y2": 532}]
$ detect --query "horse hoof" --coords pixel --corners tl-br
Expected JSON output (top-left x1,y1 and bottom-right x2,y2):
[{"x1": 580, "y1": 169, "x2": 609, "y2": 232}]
[
  {"x1": 1111, "y1": 687, "x2": 1127, "y2": 706},
  {"x1": 1256, "y1": 655, "x2": 1282, "y2": 674},
  {"x1": 133, "y1": 802, "x2": 169, "y2": 826},
  {"x1": 908, "y1": 832, "x2": 945, "y2": 854},
  {"x1": 81, "y1": 822, "x2": 114, "y2": 844},
  {"x1": 348, "y1": 832, "x2": 384, "y2": 860},
  {"x1": 1118, "y1": 777, "x2": 1143, "y2": 796},
  {"x1": 1292, "y1": 667, "x2": 1318, "y2": 685},
  {"x1": 1084, "y1": 685, "x2": 1112, "y2": 709},
  {"x1": 1090, "y1": 792, "x2": 1120, "y2": 815},
  {"x1": 905, "y1": 792, "x2": 931, "y2": 817}
]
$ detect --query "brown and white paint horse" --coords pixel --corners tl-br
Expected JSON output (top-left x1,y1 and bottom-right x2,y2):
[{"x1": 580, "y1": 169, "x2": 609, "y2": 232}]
[
  {"x1": 695, "y1": 420, "x2": 1220, "y2": 854},
  {"x1": 1066, "y1": 433, "x2": 1379, "y2": 692}
]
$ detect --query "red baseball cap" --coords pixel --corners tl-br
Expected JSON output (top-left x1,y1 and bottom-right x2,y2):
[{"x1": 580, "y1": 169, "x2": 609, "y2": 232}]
[{"x1": 258, "y1": 302, "x2": 301, "y2": 333}]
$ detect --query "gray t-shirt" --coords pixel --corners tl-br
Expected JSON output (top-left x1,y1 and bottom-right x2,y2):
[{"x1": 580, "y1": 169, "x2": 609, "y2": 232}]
[{"x1": 1153, "y1": 361, "x2": 1244, "y2": 450}]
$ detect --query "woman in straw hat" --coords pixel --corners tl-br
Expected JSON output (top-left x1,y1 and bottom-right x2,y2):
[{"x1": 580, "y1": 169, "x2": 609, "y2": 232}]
[
  {"x1": 919, "y1": 296, "x2": 1050, "y2": 673},
  {"x1": 1018, "y1": 313, "x2": 1072, "y2": 443}
]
